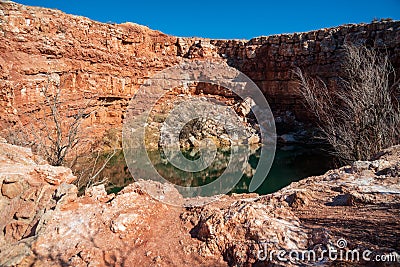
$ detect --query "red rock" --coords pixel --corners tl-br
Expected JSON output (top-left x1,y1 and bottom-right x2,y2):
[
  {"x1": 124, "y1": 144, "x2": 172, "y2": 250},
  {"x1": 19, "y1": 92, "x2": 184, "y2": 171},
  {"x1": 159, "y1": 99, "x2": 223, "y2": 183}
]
[
  {"x1": 1, "y1": 182, "x2": 23, "y2": 199},
  {"x1": 0, "y1": 2, "x2": 399, "y2": 266},
  {"x1": 0, "y1": 1, "x2": 399, "y2": 138},
  {"x1": 14, "y1": 200, "x2": 36, "y2": 219},
  {"x1": 0, "y1": 142, "x2": 77, "y2": 254},
  {"x1": 0, "y1": 142, "x2": 399, "y2": 266},
  {"x1": 4, "y1": 221, "x2": 29, "y2": 241}
]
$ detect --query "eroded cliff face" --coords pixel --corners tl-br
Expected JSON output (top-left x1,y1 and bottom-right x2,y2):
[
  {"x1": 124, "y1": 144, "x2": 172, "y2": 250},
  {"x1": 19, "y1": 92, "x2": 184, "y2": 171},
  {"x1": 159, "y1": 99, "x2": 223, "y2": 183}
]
[
  {"x1": 0, "y1": 1, "x2": 399, "y2": 138},
  {"x1": 0, "y1": 0, "x2": 181, "y2": 139}
]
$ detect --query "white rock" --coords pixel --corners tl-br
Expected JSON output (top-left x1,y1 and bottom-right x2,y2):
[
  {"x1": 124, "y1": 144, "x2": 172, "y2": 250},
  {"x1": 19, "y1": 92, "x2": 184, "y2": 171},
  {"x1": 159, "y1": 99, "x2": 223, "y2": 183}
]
[{"x1": 111, "y1": 213, "x2": 139, "y2": 233}]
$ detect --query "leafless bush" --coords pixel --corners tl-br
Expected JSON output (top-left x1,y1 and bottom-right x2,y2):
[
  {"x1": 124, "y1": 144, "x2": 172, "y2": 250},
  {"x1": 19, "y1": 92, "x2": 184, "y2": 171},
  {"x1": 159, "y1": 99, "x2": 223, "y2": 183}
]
[
  {"x1": 73, "y1": 145, "x2": 117, "y2": 193},
  {"x1": 295, "y1": 44, "x2": 400, "y2": 162},
  {"x1": 2, "y1": 74, "x2": 120, "y2": 191},
  {"x1": 18, "y1": 74, "x2": 96, "y2": 166}
]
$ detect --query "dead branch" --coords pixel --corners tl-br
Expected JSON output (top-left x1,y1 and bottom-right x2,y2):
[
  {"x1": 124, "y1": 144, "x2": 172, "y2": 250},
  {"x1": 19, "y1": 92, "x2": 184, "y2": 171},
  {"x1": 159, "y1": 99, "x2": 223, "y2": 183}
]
[{"x1": 294, "y1": 44, "x2": 400, "y2": 162}]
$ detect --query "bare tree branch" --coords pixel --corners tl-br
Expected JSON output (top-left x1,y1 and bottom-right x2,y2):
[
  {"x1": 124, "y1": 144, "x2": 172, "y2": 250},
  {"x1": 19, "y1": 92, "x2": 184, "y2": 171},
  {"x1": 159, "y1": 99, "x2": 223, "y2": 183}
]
[{"x1": 294, "y1": 44, "x2": 400, "y2": 162}]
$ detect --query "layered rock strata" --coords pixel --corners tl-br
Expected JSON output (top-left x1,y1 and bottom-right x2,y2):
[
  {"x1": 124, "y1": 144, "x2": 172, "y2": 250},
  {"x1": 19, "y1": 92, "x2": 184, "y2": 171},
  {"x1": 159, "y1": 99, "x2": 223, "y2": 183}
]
[{"x1": 0, "y1": 1, "x2": 399, "y2": 139}]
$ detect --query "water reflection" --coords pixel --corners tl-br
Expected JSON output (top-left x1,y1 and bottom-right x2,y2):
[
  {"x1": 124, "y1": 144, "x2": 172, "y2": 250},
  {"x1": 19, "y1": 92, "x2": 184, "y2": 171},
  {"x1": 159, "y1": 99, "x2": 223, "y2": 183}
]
[{"x1": 97, "y1": 145, "x2": 335, "y2": 195}]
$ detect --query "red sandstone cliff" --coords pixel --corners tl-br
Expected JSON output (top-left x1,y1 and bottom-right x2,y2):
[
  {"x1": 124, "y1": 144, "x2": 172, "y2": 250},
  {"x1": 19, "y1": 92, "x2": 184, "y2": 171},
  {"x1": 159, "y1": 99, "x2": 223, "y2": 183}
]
[{"x1": 1, "y1": 1, "x2": 399, "y2": 138}]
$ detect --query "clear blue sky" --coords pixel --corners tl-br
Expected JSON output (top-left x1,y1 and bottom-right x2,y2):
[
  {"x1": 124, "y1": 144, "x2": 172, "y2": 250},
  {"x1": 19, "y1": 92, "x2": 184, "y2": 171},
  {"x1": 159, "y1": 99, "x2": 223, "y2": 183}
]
[{"x1": 14, "y1": 0, "x2": 400, "y2": 39}]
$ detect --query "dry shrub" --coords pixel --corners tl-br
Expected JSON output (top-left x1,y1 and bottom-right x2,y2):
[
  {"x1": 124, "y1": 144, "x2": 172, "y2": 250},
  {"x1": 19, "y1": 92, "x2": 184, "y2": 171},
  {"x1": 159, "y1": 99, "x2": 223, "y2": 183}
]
[{"x1": 295, "y1": 44, "x2": 400, "y2": 162}]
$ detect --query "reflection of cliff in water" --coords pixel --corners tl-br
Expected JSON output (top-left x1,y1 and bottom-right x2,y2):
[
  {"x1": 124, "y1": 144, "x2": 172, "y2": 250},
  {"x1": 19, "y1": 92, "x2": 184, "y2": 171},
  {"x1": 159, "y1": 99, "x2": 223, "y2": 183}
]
[
  {"x1": 242, "y1": 145, "x2": 335, "y2": 195},
  {"x1": 94, "y1": 145, "x2": 335, "y2": 196}
]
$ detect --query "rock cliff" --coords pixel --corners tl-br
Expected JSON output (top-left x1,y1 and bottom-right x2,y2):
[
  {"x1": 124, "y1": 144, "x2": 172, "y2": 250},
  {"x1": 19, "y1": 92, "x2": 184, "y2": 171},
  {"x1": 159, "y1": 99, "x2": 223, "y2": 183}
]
[{"x1": 1, "y1": 1, "x2": 399, "y2": 138}]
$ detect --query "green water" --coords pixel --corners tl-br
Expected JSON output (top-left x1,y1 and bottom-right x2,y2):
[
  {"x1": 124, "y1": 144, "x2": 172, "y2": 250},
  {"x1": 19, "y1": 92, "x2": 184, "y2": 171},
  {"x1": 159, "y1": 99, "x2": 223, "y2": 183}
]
[{"x1": 99, "y1": 145, "x2": 335, "y2": 195}]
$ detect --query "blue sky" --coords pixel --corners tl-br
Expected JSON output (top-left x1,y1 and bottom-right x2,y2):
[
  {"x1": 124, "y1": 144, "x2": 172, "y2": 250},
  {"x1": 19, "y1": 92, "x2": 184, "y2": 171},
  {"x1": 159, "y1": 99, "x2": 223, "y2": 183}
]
[{"x1": 15, "y1": 0, "x2": 400, "y2": 39}]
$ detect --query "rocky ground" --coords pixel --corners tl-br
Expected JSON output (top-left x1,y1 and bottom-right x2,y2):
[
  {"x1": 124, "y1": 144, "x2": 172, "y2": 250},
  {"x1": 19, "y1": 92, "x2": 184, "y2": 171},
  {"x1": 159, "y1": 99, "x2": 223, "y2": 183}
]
[{"x1": 0, "y1": 138, "x2": 399, "y2": 266}]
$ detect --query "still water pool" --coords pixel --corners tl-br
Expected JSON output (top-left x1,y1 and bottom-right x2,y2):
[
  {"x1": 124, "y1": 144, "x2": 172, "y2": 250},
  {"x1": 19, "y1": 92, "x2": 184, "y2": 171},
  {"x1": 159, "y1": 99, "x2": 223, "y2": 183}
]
[{"x1": 98, "y1": 145, "x2": 335, "y2": 196}]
